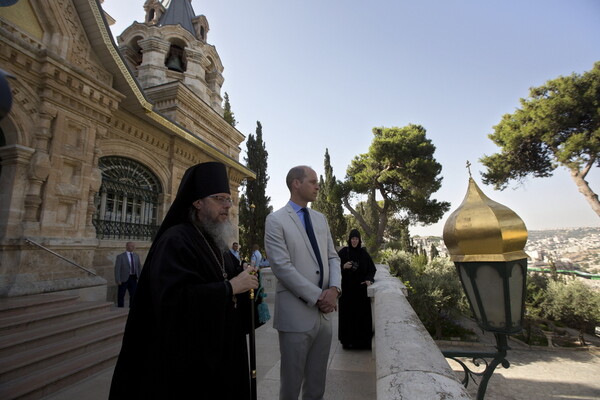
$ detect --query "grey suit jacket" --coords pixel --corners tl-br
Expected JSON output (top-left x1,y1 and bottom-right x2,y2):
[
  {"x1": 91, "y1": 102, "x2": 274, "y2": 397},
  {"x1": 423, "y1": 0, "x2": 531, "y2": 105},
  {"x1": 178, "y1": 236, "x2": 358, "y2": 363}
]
[
  {"x1": 114, "y1": 252, "x2": 141, "y2": 284},
  {"x1": 264, "y1": 204, "x2": 341, "y2": 332}
]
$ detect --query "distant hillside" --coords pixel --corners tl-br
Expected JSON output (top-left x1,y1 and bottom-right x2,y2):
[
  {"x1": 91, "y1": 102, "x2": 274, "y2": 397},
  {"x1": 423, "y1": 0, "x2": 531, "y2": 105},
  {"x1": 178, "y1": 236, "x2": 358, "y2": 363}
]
[{"x1": 528, "y1": 227, "x2": 600, "y2": 241}]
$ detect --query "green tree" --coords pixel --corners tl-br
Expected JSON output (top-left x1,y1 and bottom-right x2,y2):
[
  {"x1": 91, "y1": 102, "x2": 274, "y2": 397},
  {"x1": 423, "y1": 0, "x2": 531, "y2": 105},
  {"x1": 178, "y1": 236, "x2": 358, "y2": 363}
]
[
  {"x1": 480, "y1": 62, "x2": 600, "y2": 216},
  {"x1": 341, "y1": 125, "x2": 450, "y2": 253},
  {"x1": 223, "y1": 92, "x2": 237, "y2": 127},
  {"x1": 239, "y1": 121, "x2": 271, "y2": 259},
  {"x1": 543, "y1": 279, "x2": 600, "y2": 346},
  {"x1": 312, "y1": 149, "x2": 347, "y2": 245},
  {"x1": 381, "y1": 217, "x2": 413, "y2": 252}
]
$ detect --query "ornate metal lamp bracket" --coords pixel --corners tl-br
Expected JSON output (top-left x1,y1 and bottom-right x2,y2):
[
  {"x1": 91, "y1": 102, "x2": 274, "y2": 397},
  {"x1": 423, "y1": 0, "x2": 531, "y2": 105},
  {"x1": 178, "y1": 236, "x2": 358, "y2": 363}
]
[{"x1": 442, "y1": 333, "x2": 511, "y2": 400}]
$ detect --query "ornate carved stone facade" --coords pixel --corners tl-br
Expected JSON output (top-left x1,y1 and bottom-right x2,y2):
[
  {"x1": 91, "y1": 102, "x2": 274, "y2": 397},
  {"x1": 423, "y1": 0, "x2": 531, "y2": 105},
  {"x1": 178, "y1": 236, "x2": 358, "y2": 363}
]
[{"x1": 0, "y1": 0, "x2": 252, "y2": 299}]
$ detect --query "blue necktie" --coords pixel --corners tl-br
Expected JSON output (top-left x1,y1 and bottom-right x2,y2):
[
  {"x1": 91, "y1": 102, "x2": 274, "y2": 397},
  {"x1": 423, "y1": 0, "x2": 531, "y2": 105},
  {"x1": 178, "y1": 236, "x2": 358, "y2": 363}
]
[{"x1": 302, "y1": 207, "x2": 323, "y2": 287}]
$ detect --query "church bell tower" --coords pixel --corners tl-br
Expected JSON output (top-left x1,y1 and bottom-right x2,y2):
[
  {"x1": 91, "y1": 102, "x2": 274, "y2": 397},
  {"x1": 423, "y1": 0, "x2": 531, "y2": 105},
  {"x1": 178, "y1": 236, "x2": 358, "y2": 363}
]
[{"x1": 117, "y1": 0, "x2": 224, "y2": 115}]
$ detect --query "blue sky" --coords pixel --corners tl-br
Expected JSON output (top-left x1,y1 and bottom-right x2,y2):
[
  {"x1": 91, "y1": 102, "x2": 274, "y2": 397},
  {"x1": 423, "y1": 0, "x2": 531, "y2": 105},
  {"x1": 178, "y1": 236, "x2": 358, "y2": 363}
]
[{"x1": 103, "y1": 0, "x2": 600, "y2": 237}]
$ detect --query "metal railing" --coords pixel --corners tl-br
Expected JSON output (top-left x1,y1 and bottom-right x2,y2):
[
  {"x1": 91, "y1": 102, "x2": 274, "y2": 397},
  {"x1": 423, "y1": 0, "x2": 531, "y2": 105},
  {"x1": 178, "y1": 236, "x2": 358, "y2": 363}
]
[
  {"x1": 25, "y1": 238, "x2": 97, "y2": 276},
  {"x1": 92, "y1": 219, "x2": 157, "y2": 240}
]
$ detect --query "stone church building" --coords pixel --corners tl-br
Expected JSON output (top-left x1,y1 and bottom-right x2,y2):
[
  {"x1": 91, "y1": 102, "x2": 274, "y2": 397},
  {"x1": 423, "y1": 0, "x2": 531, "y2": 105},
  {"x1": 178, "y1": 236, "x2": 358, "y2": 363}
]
[{"x1": 0, "y1": 0, "x2": 254, "y2": 301}]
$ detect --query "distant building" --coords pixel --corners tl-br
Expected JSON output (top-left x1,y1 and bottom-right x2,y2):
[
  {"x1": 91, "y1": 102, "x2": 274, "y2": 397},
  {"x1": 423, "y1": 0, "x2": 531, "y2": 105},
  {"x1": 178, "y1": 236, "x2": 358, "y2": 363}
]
[{"x1": 0, "y1": 0, "x2": 253, "y2": 299}]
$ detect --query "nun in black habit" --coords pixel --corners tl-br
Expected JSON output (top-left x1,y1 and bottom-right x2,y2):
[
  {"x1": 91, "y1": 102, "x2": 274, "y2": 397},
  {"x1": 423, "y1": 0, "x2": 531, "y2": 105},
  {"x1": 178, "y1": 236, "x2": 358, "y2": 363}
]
[
  {"x1": 338, "y1": 229, "x2": 377, "y2": 350},
  {"x1": 109, "y1": 162, "x2": 258, "y2": 400}
]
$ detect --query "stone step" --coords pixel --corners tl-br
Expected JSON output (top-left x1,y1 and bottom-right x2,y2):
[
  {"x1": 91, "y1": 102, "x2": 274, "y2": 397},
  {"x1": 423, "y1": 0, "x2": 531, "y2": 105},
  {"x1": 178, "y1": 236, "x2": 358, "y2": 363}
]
[
  {"x1": 0, "y1": 307, "x2": 127, "y2": 359},
  {"x1": 0, "y1": 301, "x2": 114, "y2": 335},
  {"x1": 0, "y1": 318, "x2": 125, "y2": 382},
  {"x1": 0, "y1": 342, "x2": 122, "y2": 400},
  {"x1": 0, "y1": 294, "x2": 80, "y2": 318}
]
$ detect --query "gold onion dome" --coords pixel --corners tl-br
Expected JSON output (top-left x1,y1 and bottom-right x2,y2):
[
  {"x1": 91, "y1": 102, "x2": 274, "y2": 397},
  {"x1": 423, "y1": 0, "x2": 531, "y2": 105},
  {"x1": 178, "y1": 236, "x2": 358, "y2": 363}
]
[{"x1": 443, "y1": 178, "x2": 528, "y2": 262}]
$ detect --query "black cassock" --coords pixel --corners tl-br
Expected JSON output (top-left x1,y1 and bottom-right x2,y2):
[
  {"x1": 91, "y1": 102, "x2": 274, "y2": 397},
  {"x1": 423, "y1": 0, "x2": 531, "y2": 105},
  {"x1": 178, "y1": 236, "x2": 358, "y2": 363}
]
[
  {"x1": 109, "y1": 223, "x2": 251, "y2": 399},
  {"x1": 337, "y1": 246, "x2": 377, "y2": 349}
]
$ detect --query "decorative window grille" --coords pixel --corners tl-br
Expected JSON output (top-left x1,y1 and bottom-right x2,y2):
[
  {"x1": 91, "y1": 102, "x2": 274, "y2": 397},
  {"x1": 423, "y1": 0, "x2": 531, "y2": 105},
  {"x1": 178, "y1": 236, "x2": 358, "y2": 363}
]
[{"x1": 93, "y1": 156, "x2": 162, "y2": 240}]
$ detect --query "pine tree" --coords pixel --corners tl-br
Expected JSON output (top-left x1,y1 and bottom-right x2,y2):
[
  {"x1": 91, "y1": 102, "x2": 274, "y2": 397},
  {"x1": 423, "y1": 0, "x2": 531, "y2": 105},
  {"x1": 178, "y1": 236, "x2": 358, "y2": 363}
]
[
  {"x1": 342, "y1": 125, "x2": 449, "y2": 253},
  {"x1": 239, "y1": 121, "x2": 271, "y2": 260},
  {"x1": 223, "y1": 92, "x2": 237, "y2": 127},
  {"x1": 312, "y1": 149, "x2": 347, "y2": 245}
]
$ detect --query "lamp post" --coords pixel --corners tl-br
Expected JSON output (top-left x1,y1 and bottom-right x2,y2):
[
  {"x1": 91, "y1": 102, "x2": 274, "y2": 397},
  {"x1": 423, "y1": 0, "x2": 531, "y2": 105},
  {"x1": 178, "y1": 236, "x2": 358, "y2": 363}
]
[{"x1": 442, "y1": 173, "x2": 528, "y2": 400}]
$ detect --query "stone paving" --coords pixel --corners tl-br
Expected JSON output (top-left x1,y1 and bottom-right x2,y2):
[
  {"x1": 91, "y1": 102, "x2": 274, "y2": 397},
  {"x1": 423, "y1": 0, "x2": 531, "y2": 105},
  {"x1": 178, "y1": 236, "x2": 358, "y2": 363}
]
[
  {"x1": 442, "y1": 317, "x2": 600, "y2": 400},
  {"x1": 44, "y1": 301, "x2": 600, "y2": 400}
]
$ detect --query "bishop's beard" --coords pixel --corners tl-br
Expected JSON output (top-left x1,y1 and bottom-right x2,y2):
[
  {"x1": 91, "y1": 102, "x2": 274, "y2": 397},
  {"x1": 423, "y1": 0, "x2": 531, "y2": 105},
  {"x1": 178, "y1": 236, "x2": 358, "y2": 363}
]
[{"x1": 190, "y1": 207, "x2": 234, "y2": 251}]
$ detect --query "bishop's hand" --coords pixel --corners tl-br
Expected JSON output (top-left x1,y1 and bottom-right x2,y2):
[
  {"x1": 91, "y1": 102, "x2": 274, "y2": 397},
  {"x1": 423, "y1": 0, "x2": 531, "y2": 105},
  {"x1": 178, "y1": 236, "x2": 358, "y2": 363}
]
[{"x1": 230, "y1": 266, "x2": 259, "y2": 294}]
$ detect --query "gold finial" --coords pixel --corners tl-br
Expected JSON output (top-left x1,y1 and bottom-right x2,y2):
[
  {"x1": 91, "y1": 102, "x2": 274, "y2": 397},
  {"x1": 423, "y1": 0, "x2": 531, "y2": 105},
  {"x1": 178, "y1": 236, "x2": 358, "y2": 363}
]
[
  {"x1": 443, "y1": 178, "x2": 528, "y2": 262},
  {"x1": 466, "y1": 161, "x2": 472, "y2": 178}
]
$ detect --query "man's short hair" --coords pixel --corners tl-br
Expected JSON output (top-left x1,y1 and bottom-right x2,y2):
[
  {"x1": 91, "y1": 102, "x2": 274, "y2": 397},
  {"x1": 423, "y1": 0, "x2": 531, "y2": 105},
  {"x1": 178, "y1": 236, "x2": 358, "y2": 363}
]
[{"x1": 286, "y1": 165, "x2": 310, "y2": 190}]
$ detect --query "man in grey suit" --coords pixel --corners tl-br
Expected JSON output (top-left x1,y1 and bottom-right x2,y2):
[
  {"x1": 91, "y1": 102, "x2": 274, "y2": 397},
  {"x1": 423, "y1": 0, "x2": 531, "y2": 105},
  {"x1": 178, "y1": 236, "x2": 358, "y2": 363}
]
[
  {"x1": 114, "y1": 242, "x2": 142, "y2": 308},
  {"x1": 265, "y1": 165, "x2": 341, "y2": 400}
]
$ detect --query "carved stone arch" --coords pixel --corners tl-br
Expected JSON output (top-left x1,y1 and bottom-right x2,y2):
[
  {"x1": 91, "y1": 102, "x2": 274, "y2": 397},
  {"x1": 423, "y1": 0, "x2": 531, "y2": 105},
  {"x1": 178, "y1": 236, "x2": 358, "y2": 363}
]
[
  {"x1": 100, "y1": 139, "x2": 169, "y2": 187},
  {"x1": 122, "y1": 34, "x2": 145, "y2": 70},
  {"x1": 158, "y1": 25, "x2": 196, "y2": 44},
  {"x1": 144, "y1": 0, "x2": 166, "y2": 26},
  {"x1": 192, "y1": 15, "x2": 209, "y2": 42},
  {"x1": 203, "y1": 45, "x2": 224, "y2": 73},
  {"x1": 2, "y1": 80, "x2": 40, "y2": 148}
]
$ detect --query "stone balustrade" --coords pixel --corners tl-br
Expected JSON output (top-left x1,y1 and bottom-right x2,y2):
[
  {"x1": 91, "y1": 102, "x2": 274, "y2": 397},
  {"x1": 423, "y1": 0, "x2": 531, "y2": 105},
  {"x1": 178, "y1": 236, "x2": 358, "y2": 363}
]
[{"x1": 259, "y1": 265, "x2": 471, "y2": 399}]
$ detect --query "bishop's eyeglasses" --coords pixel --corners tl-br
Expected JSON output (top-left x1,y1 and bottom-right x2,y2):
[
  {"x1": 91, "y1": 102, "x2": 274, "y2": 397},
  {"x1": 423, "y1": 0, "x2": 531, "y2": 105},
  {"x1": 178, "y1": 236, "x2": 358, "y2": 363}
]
[{"x1": 207, "y1": 195, "x2": 234, "y2": 205}]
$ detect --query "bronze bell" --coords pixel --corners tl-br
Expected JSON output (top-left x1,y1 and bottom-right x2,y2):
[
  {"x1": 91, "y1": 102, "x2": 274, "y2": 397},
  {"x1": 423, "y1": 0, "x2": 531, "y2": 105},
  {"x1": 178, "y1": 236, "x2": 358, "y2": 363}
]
[{"x1": 166, "y1": 54, "x2": 183, "y2": 72}]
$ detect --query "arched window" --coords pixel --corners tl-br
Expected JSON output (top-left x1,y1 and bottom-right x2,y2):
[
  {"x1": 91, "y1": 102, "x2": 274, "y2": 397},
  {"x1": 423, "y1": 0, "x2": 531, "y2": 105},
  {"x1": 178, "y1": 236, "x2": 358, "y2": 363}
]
[{"x1": 93, "y1": 156, "x2": 162, "y2": 240}]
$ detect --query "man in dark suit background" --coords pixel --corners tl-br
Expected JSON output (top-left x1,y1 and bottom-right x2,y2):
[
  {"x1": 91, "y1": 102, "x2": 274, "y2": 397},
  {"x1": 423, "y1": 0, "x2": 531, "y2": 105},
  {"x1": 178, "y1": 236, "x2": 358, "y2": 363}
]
[
  {"x1": 114, "y1": 242, "x2": 141, "y2": 307},
  {"x1": 265, "y1": 165, "x2": 341, "y2": 400}
]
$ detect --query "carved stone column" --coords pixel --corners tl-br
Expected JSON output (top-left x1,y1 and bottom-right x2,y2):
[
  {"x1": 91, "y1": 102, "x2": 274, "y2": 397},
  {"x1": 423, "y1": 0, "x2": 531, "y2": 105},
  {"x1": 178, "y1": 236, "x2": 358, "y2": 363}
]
[
  {"x1": 137, "y1": 37, "x2": 171, "y2": 89},
  {"x1": 208, "y1": 71, "x2": 224, "y2": 114},
  {"x1": 24, "y1": 110, "x2": 55, "y2": 223},
  {"x1": 183, "y1": 48, "x2": 203, "y2": 94},
  {"x1": 86, "y1": 127, "x2": 106, "y2": 231}
]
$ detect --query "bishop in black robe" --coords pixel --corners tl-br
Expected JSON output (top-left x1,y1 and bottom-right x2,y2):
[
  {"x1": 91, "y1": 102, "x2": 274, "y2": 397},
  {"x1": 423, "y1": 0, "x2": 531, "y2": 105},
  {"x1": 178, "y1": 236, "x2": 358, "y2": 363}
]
[{"x1": 109, "y1": 162, "x2": 257, "y2": 399}]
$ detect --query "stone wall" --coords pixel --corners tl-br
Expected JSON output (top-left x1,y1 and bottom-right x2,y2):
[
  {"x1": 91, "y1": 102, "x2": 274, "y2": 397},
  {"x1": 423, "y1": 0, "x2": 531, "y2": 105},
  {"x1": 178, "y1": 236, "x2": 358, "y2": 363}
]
[
  {"x1": 259, "y1": 265, "x2": 471, "y2": 399},
  {"x1": 368, "y1": 265, "x2": 470, "y2": 399}
]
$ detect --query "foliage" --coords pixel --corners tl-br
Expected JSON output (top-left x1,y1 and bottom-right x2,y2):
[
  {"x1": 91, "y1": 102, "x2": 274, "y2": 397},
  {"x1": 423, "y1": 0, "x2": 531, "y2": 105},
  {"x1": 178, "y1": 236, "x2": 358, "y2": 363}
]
[
  {"x1": 312, "y1": 149, "x2": 347, "y2": 246},
  {"x1": 542, "y1": 279, "x2": 600, "y2": 346},
  {"x1": 381, "y1": 249, "x2": 415, "y2": 281},
  {"x1": 223, "y1": 92, "x2": 237, "y2": 127},
  {"x1": 409, "y1": 258, "x2": 468, "y2": 339},
  {"x1": 382, "y1": 249, "x2": 467, "y2": 339},
  {"x1": 480, "y1": 61, "x2": 600, "y2": 216},
  {"x1": 384, "y1": 218, "x2": 414, "y2": 253},
  {"x1": 341, "y1": 125, "x2": 450, "y2": 253},
  {"x1": 239, "y1": 121, "x2": 272, "y2": 260},
  {"x1": 522, "y1": 273, "x2": 550, "y2": 344}
]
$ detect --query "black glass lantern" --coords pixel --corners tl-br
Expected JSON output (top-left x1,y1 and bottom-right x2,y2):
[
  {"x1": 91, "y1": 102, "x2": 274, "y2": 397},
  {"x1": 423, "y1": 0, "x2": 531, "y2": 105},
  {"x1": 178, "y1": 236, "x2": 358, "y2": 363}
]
[
  {"x1": 442, "y1": 176, "x2": 529, "y2": 399},
  {"x1": 455, "y1": 259, "x2": 527, "y2": 334}
]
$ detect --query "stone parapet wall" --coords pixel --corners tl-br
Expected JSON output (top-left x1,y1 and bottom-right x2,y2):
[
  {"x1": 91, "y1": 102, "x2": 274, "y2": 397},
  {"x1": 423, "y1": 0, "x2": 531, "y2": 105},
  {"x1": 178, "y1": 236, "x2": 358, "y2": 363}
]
[
  {"x1": 259, "y1": 265, "x2": 471, "y2": 399},
  {"x1": 368, "y1": 264, "x2": 471, "y2": 399}
]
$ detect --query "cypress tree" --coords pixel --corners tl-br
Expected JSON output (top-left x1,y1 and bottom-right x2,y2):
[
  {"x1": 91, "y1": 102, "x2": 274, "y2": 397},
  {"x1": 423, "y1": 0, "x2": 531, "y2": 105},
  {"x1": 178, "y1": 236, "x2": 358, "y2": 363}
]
[{"x1": 239, "y1": 121, "x2": 271, "y2": 259}]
